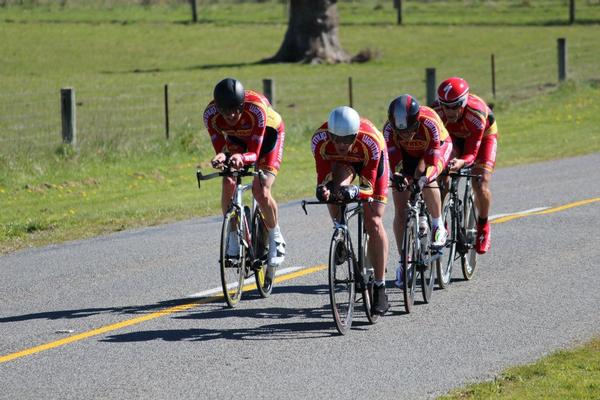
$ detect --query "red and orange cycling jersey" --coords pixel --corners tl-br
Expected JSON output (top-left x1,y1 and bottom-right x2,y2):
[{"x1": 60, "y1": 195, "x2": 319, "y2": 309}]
[
  {"x1": 311, "y1": 118, "x2": 389, "y2": 203},
  {"x1": 384, "y1": 106, "x2": 452, "y2": 182},
  {"x1": 433, "y1": 94, "x2": 498, "y2": 172},
  {"x1": 203, "y1": 90, "x2": 285, "y2": 175}
]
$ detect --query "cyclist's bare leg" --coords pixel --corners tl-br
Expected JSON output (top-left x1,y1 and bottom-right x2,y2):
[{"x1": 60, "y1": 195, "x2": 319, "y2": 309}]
[
  {"x1": 392, "y1": 189, "x2": 411, "y2": 258},
  {"x1": 221, "y1": 176, "x2": 237, "y2": 215},
  {"x1": 422, "y1": 183, "x2": 442, "y2": 219},
  {"x1": 364, "y1": 201, "x2": 388, "y2": 281},
  {"x1": 252, "y1": 172, "x2": 278, "y2": 229},
  {"x1": 472, "y1": 168, "x2": 492, "y2": 219}
]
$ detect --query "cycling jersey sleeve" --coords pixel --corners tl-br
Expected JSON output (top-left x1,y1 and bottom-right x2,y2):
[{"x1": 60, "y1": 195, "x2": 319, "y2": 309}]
[
  {"x1": 311, "y1": 130, "x2": 333, "y2": 185},
  {"x1": 239, "y1": 102, "x2": 268, "y2": 165},
  {"x1": 357, "y1": 136, "x2": 384, "y2": 199},
  {"x1": 203, "y1": 104, "x2": 227, "y2": 154},
  {"x1": 422, "y1": 116, "x2": 444, "y2": 182},
  {"x1": 461, "y1": 109, "x2": 486, "y2": 165}
]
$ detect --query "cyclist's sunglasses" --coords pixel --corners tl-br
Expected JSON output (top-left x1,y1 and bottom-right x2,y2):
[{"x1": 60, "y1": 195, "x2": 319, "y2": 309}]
[
  {"x1": 217, "y1": 105, "x2": 243, "y2": 116},
  {"x1": 394, "y1": 121, "x2": 419, "y2": 135},
  {"x1": 330, "y1": 133, "x2": 356, "y2": 145},
  {"x1": 439, "y1": 98, "x2": 466, "y2": 110}
]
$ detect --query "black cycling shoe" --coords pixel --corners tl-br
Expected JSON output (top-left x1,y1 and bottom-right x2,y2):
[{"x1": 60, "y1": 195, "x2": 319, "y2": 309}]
[{"x1": 372, "y1": 283, "x2": 389, "y2": 315}]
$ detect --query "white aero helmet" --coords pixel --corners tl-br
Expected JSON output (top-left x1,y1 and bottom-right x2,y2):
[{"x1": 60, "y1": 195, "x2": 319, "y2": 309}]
[{"x1": 328, "y1": 106, "x2": 360, "y2": 137}]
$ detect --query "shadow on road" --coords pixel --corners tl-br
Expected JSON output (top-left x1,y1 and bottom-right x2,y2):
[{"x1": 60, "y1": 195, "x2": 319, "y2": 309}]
[
  {"x1": 0, "y1": 284, "x2": 329, "y2": 323},
  {"x1": 100, "y1": 305, "x2": 348, "y2": 343}
]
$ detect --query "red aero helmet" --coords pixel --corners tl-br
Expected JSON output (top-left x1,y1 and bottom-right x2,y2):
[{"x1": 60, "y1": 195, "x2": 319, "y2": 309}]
[{"x1": 437, "y1": 77, "x2": 469, "y2": 108}]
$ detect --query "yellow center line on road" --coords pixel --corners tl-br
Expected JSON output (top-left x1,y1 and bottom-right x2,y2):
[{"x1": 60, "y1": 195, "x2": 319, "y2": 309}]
[
  {"x1": 491, "y1": 197, "x2": 600, "y2": 224},
  {"x1": 0, "y1": 264, "x2": 326, "y2": 364},
  {"x1": 2, "y1": 196, "x2": 599, "y2": 364}
]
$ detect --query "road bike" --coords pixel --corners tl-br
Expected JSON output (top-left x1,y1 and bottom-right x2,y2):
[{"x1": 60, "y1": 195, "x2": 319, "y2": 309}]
[
  {"x1": 302, "y1": 198, "x2": 379, "y2": 335},
  {"x1": 395, "y1": 180, "x2": 437, "y2": 314},
  {"x1": 437, "y1": 167, "x2": 481, "y2": 288},
  {"x1": 197, "y1": 165, "x2": 272, "y2": 308}
]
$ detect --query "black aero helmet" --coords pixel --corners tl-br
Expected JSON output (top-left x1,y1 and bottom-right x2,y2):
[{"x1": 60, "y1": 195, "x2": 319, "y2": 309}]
[
  {"x1": 213, "y1": 78, "x2": 245, "y2": 112},
  {"x1": 388, "y1": 94, "x2": 420, "y2": 132}
]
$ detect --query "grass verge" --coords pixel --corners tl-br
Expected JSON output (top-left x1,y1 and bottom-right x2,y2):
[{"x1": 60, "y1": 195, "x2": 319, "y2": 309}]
[{"x1": 439, "y1": 337, "x2": 600, "y2": 399}]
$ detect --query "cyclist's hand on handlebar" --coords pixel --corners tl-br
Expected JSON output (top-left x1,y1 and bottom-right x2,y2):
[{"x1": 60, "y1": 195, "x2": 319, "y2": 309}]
[
  {"x1": 448, "y1": 158, "x2": 465, "y2": 173},
  {"x1": 392, "y1": 172, "x2": 410, "y2": 191},
  {"x1": 211, "y1": 153, "x2": 227, "y2": 169},
  {"x1": 228, "y1": 154, "x2": 244, "y2": 170},
  {"x1": 316, "y1": 184, "x2": 331, "y2": 202},
  {"x1": 337, "y1": 185, "x2": 360, "y2": 202}
]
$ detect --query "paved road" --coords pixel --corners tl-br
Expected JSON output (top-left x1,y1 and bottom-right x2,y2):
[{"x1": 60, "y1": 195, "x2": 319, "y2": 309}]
[{"x1": 1, "y1": 154, "x2": 599, "y2": 399}]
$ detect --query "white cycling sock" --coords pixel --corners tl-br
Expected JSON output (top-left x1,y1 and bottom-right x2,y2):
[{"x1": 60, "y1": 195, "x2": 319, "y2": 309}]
[
  {"x1": 375, "y1": 280, "x2": 385, "y2": 287},
  {"x1": 269, "y1": 224, "x2": 280, "y2": 238},
  {"x1": 431, "y1": 217, "x2": 443, "y2": 229}
]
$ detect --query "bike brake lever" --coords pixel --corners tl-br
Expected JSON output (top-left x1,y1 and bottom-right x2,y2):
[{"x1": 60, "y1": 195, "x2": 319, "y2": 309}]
[
  {"x1": 301, "y1": 200, "x2": 308, "y2": 215},
  {"x1": 196, "y1": 169, "x2": 203, "y2": 189}
]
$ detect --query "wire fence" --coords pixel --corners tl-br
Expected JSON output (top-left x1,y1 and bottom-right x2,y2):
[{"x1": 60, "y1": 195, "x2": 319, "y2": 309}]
[{"x1": 0, "y1": 35, "x2": 598, "y2": 159}]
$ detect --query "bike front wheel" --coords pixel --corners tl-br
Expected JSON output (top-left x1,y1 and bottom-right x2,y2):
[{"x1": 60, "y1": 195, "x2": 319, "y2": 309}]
[
  {"x1": 252, "y1": 209, "x2": 273, "y2": 298},
  {"x1": 402, "y1": 218, "x2": 418, "y2": 314},
  {"x1": 220, "y1": 209, "x2": 246, "y2": 308},
  {"x1": 461, "y1": 190, "x2": 478, "y2": 280},
  {"x1": 328, "y1": 228, "x2": 355, "y2": 335}
]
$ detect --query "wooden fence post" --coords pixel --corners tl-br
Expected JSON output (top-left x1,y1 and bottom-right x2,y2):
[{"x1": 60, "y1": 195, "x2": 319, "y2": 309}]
[
  {"x1": 558, "y1": 38, "x2": 567, "y2": 82},
  {"x1": 569, "y1": 0, "x2": 575, "y2": 25},
  {"x1": 190, "y1": 0, "x2": 198, "y2": 23},
  {"x1": 393, "y1": 0, "x2": 403, "y2": 25},
  {"x1": 348, "y1": 77, "x2": 353, "y2": 108},
  {"x1": 60, "y1": 88, "x2": 76, "y2": 145},
  {"x1": 491, "y1": 54, "x2": 496, "y2": 99},
  {"x1": 164, "y1": 84, "x2": 170, "y2": 140},
  {"x1": 425, "y1": 68, "x2": 436, "y2": 106},
  {"x1": 263, "y1": 79, "x2": 275, "y2": 107}
]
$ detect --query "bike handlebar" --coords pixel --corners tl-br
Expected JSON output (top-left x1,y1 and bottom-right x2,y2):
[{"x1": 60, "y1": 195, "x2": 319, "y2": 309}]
[
  {"x1": 391, "y1": 174, "x2": 424, "y2": 195},
  {"x1": 440, "y1": 168, "x2": 482, "y2": 181},
  {"x1": 196, "y1": 166, "x2": 258, "y2": 189},
  {"x1": 301, "y1": 198, "x2": 370, "y2": 215}
]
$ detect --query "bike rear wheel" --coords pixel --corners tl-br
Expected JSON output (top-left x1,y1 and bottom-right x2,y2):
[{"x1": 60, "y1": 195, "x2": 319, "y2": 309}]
[
  {"x1": 361, "y1": 232, "x2": 379, "y2": 324},
  {"x1": 461, "y1": 190, "x2": 478, "y2": 280},
  {"x1": 220, "y1": 209, "x2": 246, "y2": 308},
  {"x1": 420, "y1": 215, "x2": 435, "y2": 303},
  {"x1": 437, "y1": 194, "x2": 456, "y2": 288},
  {"x1": 328, "y1": 228, "x2": 355, "y2": 335},
  {"x1": 252, "y1": 209, "x2": 273, "y2": 298},
  {"x1": 402, "y1": 219, "x2": 418, "y2": 314}
]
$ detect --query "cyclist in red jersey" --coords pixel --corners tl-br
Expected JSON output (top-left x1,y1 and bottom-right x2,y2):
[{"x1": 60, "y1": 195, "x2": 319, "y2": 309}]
[
  {"x1": 311, "y1": 106, "x2": 390, "y2": 315},
  {"x1": 384, "y1": 94, "x2": 453, "y2": 287},
  {"x1": 433, "y1": 77, "x2": 498, "y2": 254},
  {"x1": 203, "y1": 78, "x2": 286, "y2": 282}
]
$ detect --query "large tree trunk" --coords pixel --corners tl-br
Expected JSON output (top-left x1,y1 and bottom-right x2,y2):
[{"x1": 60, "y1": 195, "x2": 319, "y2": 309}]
[{"x1": 263, "y1": 0, "x2": 350, "y2": 64}]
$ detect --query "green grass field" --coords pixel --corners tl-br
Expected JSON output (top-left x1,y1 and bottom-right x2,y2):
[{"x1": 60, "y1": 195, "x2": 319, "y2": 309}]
[
  {"x1": 1, "y1": 2, "x2": 599, "y2": 397},
  {"x1": 1, "y1": 0, "x2": 599, "y2": 255}
]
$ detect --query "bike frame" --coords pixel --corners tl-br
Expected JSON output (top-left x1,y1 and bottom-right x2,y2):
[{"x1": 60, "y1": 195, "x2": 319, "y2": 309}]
[
  {"x1": 197, "y1": 165, "x2": 272, "y2": 306},
  {"x1": 302, "y1": 199, "x2": 372, "y2": 290},
  {"x1": 302, "y1": 198, "x2": 377, "y2": 334}
]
